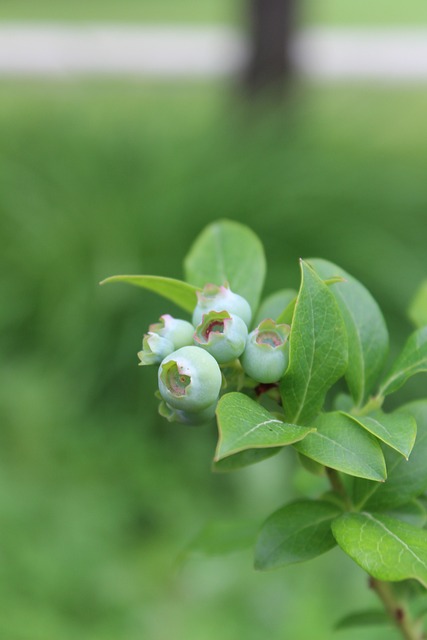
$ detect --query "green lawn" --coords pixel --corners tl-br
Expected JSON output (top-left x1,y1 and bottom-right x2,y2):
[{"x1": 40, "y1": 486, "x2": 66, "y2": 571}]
[
  {"x1": 1, "y1": 81, "x2": 427, "y2": 640},
  {"x1": 0, "y1": 0, "x2": 426, "y2": 24}
]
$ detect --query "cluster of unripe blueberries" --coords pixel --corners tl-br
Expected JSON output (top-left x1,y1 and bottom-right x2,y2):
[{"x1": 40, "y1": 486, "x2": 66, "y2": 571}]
[{"x1": 138, "y1": 284, "x2": 290, "y2": 425}]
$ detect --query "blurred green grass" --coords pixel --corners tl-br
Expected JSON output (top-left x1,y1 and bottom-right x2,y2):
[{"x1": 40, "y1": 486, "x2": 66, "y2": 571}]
[
  {"x1": 1, "y1": 80, "x2": 427, "y2": 639},
  {"x1": 0, "y1": 0, "x2": 426, "y2": 24}
]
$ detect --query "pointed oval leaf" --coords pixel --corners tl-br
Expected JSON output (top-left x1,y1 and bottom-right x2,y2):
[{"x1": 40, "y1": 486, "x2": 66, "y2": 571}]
[
  {"x1": 332, "y1": 512, "x2": 427, "y2": 588},
  {"x1": 380, "y1": 326, "x2": 427, "y2": 396},
  {"x1": 255, "y1": 500, "x2": 341, "y2": 570},
  {"x1": 280, "y1": 261, "x2": 348, "y2": 425},
  {"x1": 344, "y1": 410, "x2": 417, "y2": 459},
  {"x1": 215, "y1": 392, "x2": 313, "y2": 461},
  {"x1": 353, "y1": 400, "x2": 427, "y2": 510},
  {"x1": 293, "y1": 412, "x2": 387, "y2": 481},
  {"x1": 253, "y1": 288, "x2": 296, "y2": 327},
  {"x1": 184, "y1": 219, "x2": 266, "y2": 312},
  {"x1": 309, "y1": 259, "x2": 389, "y2": 406},
  {"x1": 99, "y1": 275, "x2": 198, "y2": 314}
]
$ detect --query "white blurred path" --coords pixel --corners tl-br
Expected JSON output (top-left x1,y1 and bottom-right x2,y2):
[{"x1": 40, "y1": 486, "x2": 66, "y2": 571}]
[{"x1": 1, "y1": 24, "x2": 427, "y2": 80}]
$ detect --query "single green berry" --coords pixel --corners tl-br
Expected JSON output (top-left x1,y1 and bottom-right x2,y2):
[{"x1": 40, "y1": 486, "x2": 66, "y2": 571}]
[
  {"x1": 158, "y1": 346, "x2": 222, "y2": 412},
  {"x1": 194, "y1": 310, "x2": 248, "y2": 364},
  {"x1": 241, "y1": 319, "x2": 290, "y2": 383},
  {"x1": 192, "y1": 284, "x2": 252, "y2": 327},
  {"x1": 149, "y1": 314, "x2": 194, "y2": 350},
  {"x1": 159, "y1": 399, "x2": 217, "y2": 426},
  {"x1": 138, "y1": 332, "x2": 174, "y2": 366}
]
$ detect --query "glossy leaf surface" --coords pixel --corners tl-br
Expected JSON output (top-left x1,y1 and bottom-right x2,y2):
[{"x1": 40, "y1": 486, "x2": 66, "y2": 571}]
[
  {"x1": 293, "y1": 412, "x2": 386, "y2": 481},
  {"x1": 332, "y1": 512, "x2": 427, "y2": 587},
  {"x1": 309, "y1": 259, "x2": 388, "y2": 406},
  {"x1": 215, "y1": 392, "x2": 313, "y2": 461},
  {"x1": 280, "y1": 261, "x2": 348, "y2": 425},
  {"x1": 345, "y1": 410, "x2": 416, "y2": 459}
]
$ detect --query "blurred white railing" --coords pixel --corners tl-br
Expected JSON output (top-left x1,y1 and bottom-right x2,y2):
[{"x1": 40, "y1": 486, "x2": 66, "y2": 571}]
[{"x1": 0, "y1": 24, "x2": 427, "y2": 80}]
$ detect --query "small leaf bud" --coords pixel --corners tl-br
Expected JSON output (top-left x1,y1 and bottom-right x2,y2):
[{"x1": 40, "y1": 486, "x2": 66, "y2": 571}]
[
  {"x1": 158, "y1": 346, "x2": 222, "y2": 412},
  {"x1": 192, "y1": 284, "x2": 252, "y2": 327},
  {"x1": 241, "y1": 319, "x2": 290, "y2": 383},
  {"x1": 194, "y1": 310, "x2": 248, "y2": 364}
]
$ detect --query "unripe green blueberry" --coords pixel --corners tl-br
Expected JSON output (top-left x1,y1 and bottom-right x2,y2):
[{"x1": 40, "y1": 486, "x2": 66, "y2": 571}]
[
  {"x1": 159, "y1": 399, "x2": 217, "y2": 426},
  {"x1": 138, "y1": 332, "x2": 174, "y2": 366},
  {"x1": 241, "y1": 319, "x2": 290, "y2": 383},
  {"x1": 138, "y1": 314, "x2": 194, "y2": 366},
  {"x1": 158, "y1": 346, "x2": 222, "y2": 412},
  {"x1": 194, "y1": 310, "x2": 248, "y2": 364},
  {"x1": 149, "y1": 314, "x2": 194, "y2": 350},
  {"x1": 192, "y1": 284, "x2": 252, "y2": 328}
]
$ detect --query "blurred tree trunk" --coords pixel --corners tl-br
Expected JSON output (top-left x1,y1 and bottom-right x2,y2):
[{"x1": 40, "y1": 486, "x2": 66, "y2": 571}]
[{"x1": 244, "y1": 0, "x2": 298, "y2": 96}]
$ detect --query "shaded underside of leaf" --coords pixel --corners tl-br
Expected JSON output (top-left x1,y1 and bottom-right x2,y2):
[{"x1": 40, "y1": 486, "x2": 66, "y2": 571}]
[
  {"x1": 332, "y1": 512, "x2": 427, "y2": 587},
  {"x1": 280, "y1": 260, "x2": 348, "y2": 426},
  {"x1": 293, "y1": 412, "x2": 387, "y2": 482},
  {"x1": 99, "y1": 274, "x2": 199, "y2": 313},
  {"x1": 215, "y1": 392, "x2": 313, "y2": 461},
  {"x1": 183, "y1": 219, "x2": 266, "y2": 312},
  {"x1": 255, "y1": 499, "x2": 341, "y2": 570},
  {"x1": 308, "y1": 259, "x2": 388, "y2": 407}
]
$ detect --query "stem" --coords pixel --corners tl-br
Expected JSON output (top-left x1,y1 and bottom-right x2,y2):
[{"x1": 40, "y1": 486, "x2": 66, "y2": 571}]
[
  {"x1": 325, "y1": 467, "x2": 352, "y2": 509},
  {"x1": 351, "y1": 394, "x2": 385, "y2": 417},
  {"x1": 370, "y1": 578, "x2": 424, "y2": 640}
]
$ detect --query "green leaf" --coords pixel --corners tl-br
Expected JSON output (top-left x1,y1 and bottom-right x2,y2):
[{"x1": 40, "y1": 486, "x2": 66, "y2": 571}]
[
  {"x1": 380, "y1": 326, "x2": 427, "y2": 396},
  {"x1": 293, "y1": 412, "x2": 387, "y2": 482},
  {"x1": 334, "y1": 610, "x2": 389, "y2": 630},
  {"x1": 254, "y1": 500, "x2": 341, "y2": 570},
  {"x1": 408, "y1": 279, "x2": 427, "y2": 328},
  {"x1": 353, "y1": 400, "x2": 427, "y2": 510},
  {"x1": 280, "y1": 261, "x2": 348, "y2": 426},
  {"x1": 253, "y1": 289, "x2": 296, "y2": 327},
  {"x1": 344, "y1": 410, "x2": 416, "y2": 459},
  {"x1": 332, "y1": 512, "x2": 427, "y2": 587},
  {"x1": 384, "y1": 499, "x2": 427, "y2": 528},
  {"x1": 276, "y1": 297, "x2": 296, "y2": 325},
  {"x1": 212, "y1": 447, "x2": 281, "y2": 473},
  {"x1": 186, "y1": 519, "x2": 258, "y2": 557},
  {"x1": 214, "y1": 392, "x2": 313, "y2": 461},
  {"x1": 309, "y1": 259, "x2": 388, "y2": 406},
  {"x1": 184, "y1": 219, "x2": 266, "y2": 311},
  {"x1": 99, "y1": 274, "x2": 198, "y2": 314}
]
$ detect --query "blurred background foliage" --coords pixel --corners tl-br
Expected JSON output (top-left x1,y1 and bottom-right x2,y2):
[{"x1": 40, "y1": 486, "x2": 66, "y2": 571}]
[{"x1": 1, "y1": 2, "x2": 427, "y2": 639}]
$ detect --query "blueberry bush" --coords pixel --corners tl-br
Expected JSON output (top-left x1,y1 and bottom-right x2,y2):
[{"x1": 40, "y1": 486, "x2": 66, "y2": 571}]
[{"x1": 102, "y1": 219, "x2": 427, "y2": 639}]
